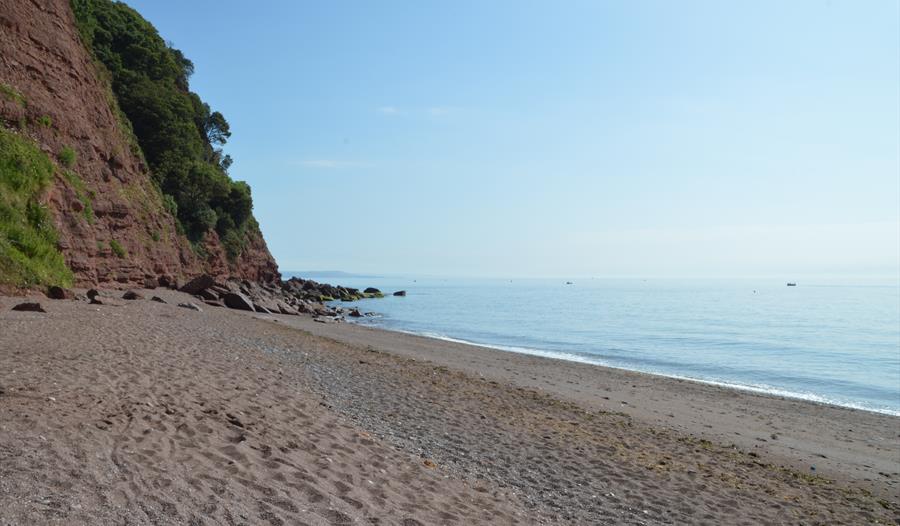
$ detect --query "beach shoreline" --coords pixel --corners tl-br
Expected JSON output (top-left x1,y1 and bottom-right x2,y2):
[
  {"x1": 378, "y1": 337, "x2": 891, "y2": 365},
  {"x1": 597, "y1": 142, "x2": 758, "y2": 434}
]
[
  {"x1": 335, "y1": 316, "x2": 900, "y2": 417},
  {"x1": 1, "y1": 289, "x2": 898, "y2": 524},
  {"x1": 285, "y1": 313, "x2": 900, "y2": 499}
]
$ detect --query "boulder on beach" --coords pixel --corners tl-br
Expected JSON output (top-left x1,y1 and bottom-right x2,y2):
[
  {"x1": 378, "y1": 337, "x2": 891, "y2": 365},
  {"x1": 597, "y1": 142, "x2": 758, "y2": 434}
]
[
  {"x1": 348, "y1": 308, "x2": 363, "y2": 317},
  {"x1": 150, "y1": 296, "x2": 167, "y2": 304},
  {"x1": 11, "y1": 302, "x2": 46, "y2": 313},
  {"x1": 393, "y1": 290, "x2": 407, "y2": 297},
  {"x1": 222, "y1": 292, "x2": 254, "y2": 311},
  {"x1": 122, "y1": 290, "x2": 143, "y2": 300},
  {"x1": 177, "y1": 302, "x2": 202, "y2": 312},
  {"x1": 198, "y1": 289, "x2": 219, "y2": 301},
  {"x1": 252, "y1": 296, "x2": 282, "y2": 314},
  {"x1": 179, "y1": 274, "x2": 215, "y2": 295},
  {"x1": 47, "y1": 285, "x2": 73, "y2": 300},
  {"x1": 276, "y1": 301, "x2": 299, "y2": 315},
  {"x1": 87, "y1": 289, "x2": 103, "y2": 304},
  {"x1": 253, "y1": 303, "x2": 273, "y2": 314}
]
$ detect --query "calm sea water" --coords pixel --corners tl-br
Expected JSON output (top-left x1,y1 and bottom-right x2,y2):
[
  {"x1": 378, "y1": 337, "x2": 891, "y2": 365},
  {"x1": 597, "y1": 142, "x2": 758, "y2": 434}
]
[{"x1": 293, "y1": 275, "x2": 900, "y2": 415}]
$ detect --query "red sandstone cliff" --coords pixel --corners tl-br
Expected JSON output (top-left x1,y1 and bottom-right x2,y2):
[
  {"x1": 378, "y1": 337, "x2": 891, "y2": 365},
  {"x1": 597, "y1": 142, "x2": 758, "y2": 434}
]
[{"x1": 0, "y1": 0, "x2": 279, "y2": 287}]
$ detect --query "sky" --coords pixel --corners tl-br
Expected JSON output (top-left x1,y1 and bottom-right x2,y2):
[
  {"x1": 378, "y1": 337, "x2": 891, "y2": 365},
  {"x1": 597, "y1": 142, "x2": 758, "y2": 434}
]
[{"x1": 126, "y1": 0, "x2": 899, "y2": 279}]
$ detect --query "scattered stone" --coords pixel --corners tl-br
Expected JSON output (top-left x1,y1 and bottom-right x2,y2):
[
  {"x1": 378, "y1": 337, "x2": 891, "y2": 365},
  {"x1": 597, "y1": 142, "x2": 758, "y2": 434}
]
[
  {"x1": 177, "y1": 302, "x2": 202, "y2": 312},
  {"x1": 122, "y1": 290, "x2": 143, "y2": 300},
  {"x1": 150, "y1": 296, "x2": 167, "y2": 304},
  {"x1": 46, "y1": 285, "x2": 73, "y2": 300},
  {"x1": 142, "y1": 277, "x2": 158, "y2": 289},
  {"x1": 86, "y1": 289, "x2": 100, "y2": 300},
  {"x1": 393, "y1": 290, "x2": 407, "y2": 297},
  {"x1": 179, "y1": 274, "x2": 215, "y2": 295},
  {"x1": 348, "y1": 308, "x2": 363, "y2": 318},
  {"x1": 11, "y1": 302, "x2": 46, "y2": 313},
  {"x1": 364, "y1": 287, "x2": 381, "y2": 294}
]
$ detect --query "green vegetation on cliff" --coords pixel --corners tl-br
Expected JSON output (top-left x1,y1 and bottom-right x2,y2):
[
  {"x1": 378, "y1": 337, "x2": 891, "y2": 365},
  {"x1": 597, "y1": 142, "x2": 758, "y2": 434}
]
[
  {"x1": 0, "y1": 128, "x2": 74, "y2": 288},
  {"x1": 0, "y1": 83, "x2": 26, "y2": 107},
  {"x1": 71, "y1": 0, "x2": 254, "y2": 257}
]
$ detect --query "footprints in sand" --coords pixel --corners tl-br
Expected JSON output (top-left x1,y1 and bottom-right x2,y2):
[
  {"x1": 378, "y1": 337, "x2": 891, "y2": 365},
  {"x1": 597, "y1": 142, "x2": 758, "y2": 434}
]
[{"x1": 0, "y1": 302, "x2": 530, "y2": 524}]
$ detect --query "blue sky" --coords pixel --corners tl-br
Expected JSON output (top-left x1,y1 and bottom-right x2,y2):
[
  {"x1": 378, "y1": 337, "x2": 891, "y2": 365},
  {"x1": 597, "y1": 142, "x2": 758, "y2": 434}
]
[{"x1": 126, "y1": 0, "x2": 899, "y2": 278}]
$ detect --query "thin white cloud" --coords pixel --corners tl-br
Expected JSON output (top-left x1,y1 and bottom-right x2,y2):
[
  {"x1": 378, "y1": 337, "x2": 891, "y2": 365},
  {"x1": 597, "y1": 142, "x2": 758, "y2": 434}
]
[
  {"x1": 426, "y1": 106, "x2": 456, "y2": 116},
  {"x1": 376, "y1": 106, "x2": 400, "y2": 115}
]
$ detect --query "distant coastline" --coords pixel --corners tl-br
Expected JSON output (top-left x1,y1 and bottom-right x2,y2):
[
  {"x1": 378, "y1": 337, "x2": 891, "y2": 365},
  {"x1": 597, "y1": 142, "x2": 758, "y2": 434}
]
[{"x1": 285, "y1": 270, "x2": 382, "y2": 279}]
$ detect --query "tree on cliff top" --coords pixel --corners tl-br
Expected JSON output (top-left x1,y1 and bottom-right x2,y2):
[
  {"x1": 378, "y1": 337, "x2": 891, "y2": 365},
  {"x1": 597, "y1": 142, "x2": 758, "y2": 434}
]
[{"x1": 71, "y1": 0, "x2": 253, "y2": 259}]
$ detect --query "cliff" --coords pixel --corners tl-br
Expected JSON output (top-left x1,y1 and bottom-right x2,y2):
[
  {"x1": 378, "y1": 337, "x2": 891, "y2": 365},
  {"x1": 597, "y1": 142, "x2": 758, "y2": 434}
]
[{"x1": 0, "y1": 0, "x2": 279, "y2": 289}]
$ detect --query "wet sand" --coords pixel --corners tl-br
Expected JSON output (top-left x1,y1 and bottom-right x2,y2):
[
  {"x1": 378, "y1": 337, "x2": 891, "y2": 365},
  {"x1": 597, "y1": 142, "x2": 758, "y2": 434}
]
[{"x1": 1, "y1": 290, "x2": 898, "y2": 524}]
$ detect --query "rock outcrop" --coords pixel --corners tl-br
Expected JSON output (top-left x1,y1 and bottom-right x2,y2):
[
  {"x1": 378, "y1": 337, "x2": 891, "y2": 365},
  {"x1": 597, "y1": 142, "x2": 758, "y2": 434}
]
[
  {"x1": 166, "y1": 276, "x2": 395, "y2": 320},
  {"x1": 0, "y1": 0, "x2": 279, "y2": 288}
]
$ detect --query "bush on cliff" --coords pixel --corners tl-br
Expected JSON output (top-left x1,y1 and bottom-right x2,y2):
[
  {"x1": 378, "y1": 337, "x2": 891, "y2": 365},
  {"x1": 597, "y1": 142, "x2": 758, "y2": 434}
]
[
  {"x1": 0, "y1": 128, "x2": 74, "y2": 288},
  {"x1": 71, "y1": 0, "x2": 254, "y2": 257}
]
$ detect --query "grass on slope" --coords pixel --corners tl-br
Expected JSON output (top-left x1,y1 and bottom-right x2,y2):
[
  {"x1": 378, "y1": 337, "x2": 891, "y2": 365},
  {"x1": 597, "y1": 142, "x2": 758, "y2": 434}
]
[{"x1": 0, "y1": 128, "x2": 73, "y2": 288}]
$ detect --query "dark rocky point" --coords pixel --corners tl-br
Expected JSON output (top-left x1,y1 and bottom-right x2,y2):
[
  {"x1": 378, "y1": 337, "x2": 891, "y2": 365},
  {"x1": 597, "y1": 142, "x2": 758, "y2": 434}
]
[{"x1": 393, "y1": 290, "x2": 407, "y2": 297}]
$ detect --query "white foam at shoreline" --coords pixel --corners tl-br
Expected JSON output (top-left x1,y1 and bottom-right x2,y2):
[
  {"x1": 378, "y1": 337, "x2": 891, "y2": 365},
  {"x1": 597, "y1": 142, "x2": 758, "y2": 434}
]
[{"x1": 359, "y1": 322, "x2": 900, "y2": 417}]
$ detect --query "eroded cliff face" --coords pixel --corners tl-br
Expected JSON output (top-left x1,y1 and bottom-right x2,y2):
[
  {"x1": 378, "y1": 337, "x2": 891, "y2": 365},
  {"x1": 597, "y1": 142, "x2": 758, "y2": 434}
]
[{"x1": 0, "y1": 0, "x2": 279, "y2": 287}]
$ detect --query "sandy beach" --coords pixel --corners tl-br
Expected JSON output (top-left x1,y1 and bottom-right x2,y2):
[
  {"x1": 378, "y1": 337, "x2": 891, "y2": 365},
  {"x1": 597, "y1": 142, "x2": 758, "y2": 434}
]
[{"x1": 1, "y1": 290, "x2": 898, "y2": 525}]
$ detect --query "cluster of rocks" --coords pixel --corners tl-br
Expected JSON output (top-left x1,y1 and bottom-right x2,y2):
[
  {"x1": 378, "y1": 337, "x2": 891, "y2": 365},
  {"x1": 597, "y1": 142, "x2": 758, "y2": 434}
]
[
  {"x1": 10, "y1": 275, "x2": 405, "y2": 321},
  {"x1": 181, "y1": 276, "x2": 404, "y2": 321},
  {"x1": 281, "y1": 277, "x2": 385, "y2": 303},
  {"x1": 176, "y1": 274, "x2": 337, "y2": 317},
  {"x1": 177, "y1": 275, "x2": 403, "y2": 321}
]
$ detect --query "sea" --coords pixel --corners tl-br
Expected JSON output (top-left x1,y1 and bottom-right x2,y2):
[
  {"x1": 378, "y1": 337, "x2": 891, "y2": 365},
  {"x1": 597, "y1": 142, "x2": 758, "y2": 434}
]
[{"x1": 291, "y1": 274, "x2": 900, "y2": 416}]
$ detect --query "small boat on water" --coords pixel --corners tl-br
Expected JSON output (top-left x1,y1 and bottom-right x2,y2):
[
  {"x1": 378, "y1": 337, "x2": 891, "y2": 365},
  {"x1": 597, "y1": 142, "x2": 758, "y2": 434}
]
[{"x1": 786, "y1": 282, "x2": 797, "y2": 287}]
